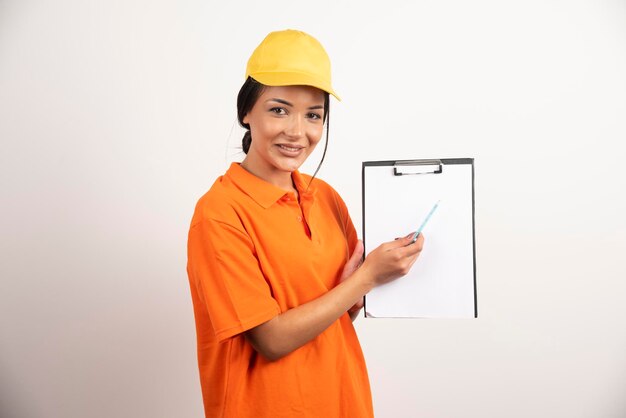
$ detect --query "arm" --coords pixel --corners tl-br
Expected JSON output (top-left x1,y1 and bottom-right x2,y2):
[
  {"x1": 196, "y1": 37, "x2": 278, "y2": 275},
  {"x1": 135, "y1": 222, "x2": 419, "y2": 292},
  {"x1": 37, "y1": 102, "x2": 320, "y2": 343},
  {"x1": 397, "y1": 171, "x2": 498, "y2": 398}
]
[
  {"x1": 245, "y1": 234, "x2": 424, "y2": 361},
  {"x1": 342, "y1": 240, "x2": 366, "y2": 322}
]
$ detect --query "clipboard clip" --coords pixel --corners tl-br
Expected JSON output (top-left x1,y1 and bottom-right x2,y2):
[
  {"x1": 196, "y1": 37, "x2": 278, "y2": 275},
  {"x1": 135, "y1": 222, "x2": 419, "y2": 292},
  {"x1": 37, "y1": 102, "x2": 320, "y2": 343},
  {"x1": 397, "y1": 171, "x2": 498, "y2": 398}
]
[{"x1": 393, "y1": 160, "x2": 442, "y2": 176}]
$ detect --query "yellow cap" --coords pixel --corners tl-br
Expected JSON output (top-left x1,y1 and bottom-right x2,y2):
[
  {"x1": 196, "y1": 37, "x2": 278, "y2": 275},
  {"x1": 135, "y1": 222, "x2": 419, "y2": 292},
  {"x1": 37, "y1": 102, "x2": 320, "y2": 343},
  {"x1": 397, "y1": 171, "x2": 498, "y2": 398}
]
[{"x1": 245, "y1": 29, "x2": 340, "y2": 101}]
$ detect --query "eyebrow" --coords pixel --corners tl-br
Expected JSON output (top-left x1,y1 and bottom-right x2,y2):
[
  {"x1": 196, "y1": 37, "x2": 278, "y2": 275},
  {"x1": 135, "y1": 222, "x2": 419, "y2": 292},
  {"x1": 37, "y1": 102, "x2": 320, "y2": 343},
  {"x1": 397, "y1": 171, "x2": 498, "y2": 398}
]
[{"x1": 266, "y1": 98, "x2": 324, "y2": 110}]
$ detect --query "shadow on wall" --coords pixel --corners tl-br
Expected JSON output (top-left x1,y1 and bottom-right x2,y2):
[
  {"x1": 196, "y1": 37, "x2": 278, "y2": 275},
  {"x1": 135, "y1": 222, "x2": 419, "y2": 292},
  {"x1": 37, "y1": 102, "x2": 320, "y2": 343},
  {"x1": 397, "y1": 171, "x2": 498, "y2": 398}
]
[{"x1": 0, "y1": 362, "x2": 39, "y2": 418}]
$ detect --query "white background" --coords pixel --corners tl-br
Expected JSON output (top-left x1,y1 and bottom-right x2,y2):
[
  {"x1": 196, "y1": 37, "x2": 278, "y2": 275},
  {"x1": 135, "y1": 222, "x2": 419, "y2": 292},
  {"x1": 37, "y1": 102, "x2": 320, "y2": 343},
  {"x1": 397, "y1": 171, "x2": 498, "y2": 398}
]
[{"x1": 1, "y1": 1, "x2": 625, "y2": 417}]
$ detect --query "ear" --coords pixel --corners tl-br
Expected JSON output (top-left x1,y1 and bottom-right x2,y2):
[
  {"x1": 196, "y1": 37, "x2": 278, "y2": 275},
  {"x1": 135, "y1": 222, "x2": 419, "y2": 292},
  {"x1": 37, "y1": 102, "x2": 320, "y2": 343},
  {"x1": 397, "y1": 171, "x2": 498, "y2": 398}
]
[{"x1": 242, "y1": 113, "x2": 250, "y2": 125}]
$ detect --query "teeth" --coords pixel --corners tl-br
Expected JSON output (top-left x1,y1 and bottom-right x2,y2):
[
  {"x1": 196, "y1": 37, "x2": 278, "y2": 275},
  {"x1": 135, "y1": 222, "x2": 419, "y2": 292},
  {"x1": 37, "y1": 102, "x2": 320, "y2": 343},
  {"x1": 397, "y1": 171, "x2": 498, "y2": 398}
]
[{"x1": 279, "y1": 145, "x2": 301, "y2": 152}]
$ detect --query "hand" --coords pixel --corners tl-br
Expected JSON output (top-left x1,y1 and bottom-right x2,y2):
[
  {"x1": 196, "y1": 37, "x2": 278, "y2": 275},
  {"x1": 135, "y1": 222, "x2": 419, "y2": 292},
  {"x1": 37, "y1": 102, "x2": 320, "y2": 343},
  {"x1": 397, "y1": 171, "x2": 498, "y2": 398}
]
[
  {"x1": 360, "y1": 233, "x2": 424, "y2": 288},
  {"x1": 339, "y1": 240, "x2": 365, "y2": 320}
]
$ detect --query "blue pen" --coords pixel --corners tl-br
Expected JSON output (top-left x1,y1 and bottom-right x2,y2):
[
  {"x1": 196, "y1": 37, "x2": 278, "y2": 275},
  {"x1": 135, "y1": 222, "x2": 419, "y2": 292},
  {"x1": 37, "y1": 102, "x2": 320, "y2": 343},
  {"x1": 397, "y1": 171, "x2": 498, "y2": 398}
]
[{"x1": 410, "y1": 200, "x2": 440, "y2": 244}]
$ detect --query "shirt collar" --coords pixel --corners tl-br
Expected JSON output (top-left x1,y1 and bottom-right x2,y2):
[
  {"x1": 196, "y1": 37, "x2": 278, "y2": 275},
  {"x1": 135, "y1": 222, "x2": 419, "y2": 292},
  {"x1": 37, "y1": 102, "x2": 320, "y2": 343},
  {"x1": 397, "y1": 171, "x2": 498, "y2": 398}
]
[{"x1": 225, "y1": 163, "x2": 316, "y2": 209}]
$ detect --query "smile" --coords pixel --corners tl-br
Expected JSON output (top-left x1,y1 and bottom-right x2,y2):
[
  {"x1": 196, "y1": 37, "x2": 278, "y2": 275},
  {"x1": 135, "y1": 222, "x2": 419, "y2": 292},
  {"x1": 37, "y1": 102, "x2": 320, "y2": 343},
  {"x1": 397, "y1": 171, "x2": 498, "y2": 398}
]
[{"x1": 277, "y1": 144, "x2": 304, "y2": 153}]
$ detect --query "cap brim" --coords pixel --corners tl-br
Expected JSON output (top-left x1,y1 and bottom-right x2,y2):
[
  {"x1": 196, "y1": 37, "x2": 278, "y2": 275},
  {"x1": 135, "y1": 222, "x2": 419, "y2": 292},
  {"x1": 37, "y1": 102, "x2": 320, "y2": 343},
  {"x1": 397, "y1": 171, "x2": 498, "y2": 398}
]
[{"x1": 249, "y1": 72, "x2": 341, "y2": 101}]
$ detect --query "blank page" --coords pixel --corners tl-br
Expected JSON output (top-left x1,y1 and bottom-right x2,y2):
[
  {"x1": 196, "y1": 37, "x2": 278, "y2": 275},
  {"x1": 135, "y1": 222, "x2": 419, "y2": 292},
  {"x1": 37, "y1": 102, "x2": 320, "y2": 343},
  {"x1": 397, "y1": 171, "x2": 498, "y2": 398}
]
[{"x1": 363, "y1": 160, "x2": 477, "y2": 318}]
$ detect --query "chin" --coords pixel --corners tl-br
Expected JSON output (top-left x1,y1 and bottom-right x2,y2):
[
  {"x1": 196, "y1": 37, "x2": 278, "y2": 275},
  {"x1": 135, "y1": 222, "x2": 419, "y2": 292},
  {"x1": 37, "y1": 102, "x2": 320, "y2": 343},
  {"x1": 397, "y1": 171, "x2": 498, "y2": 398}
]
[
  {"x1": 278, "y1": 164, "x2": 301, "y2": 173},
  {"x1": 275, "y1": 159, "x2": 305, "y2": 173}
]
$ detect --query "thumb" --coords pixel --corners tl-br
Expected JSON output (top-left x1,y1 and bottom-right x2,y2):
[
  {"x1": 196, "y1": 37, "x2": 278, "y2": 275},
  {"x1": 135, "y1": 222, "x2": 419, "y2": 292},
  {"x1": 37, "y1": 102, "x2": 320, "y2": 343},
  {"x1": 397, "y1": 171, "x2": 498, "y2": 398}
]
[{"x1": 340, "y1": 240, "x2": 364, "y2": 281}]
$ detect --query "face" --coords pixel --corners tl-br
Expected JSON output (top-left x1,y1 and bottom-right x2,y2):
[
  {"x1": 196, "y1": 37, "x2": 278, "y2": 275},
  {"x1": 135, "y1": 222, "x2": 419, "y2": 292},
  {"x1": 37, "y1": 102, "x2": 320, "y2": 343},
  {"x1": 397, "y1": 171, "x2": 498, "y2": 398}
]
[{"x1": 242, "y1": 85, "x2": 325, "y2": 188}]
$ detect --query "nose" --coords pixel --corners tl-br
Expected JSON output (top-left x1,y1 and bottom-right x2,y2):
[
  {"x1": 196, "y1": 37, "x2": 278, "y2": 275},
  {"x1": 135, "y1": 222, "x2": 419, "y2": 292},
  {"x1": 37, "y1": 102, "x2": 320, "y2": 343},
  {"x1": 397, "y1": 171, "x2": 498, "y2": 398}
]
[{"x1": 284, "y1": 115, "x2": 304, "y2": 138}]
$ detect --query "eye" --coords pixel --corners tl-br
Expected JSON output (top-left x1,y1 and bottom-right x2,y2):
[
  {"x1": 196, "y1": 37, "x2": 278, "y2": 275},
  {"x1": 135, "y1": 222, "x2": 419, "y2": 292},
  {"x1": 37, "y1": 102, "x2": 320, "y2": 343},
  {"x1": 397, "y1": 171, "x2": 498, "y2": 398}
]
[
  {"x1": 307, "y1": 112, "x2": 322, "y2": 121},
  {"x1": 269, "y1": 107, "x2": 287, "y2": 115}
]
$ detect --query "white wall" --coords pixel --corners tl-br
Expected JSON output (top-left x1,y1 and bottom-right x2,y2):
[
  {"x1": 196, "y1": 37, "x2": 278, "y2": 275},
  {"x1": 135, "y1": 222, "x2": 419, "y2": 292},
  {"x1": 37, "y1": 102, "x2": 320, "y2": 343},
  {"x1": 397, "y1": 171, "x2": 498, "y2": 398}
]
[{"x1": 1, "y1": 1, "x2": 625, "y2": 417}]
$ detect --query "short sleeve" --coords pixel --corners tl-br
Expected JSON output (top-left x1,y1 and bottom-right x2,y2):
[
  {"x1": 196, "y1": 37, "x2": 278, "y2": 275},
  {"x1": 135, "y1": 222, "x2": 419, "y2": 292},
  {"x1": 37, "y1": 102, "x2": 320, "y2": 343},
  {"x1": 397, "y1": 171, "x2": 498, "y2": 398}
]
[
  {"x1": 187, "y1": 218, "x2": 280, "y2": 342},
  {"x1": 331, "y1": 188, "x2": 358, "y2": 253}
]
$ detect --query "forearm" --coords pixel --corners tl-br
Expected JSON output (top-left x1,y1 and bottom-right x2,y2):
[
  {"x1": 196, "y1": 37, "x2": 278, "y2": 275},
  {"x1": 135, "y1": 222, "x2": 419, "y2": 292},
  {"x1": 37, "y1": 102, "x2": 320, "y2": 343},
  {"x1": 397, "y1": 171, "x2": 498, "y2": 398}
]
[
  {"x1": 245, "y1": 234, "x2": 423, "y2": 361},
  {"x1": 245, "y1": 268, "x2": 373, "y2": 361},
  {"x1": 348, "y1": 305, "x2": 363, "y2": 322}
]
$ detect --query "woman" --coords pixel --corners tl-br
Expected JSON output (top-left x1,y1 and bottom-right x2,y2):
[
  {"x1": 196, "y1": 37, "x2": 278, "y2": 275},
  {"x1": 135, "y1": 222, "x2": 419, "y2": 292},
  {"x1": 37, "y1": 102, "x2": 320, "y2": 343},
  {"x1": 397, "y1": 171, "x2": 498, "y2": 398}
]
[{"x1": 187, "y1": 29, "x2": 424, "y2": 418}]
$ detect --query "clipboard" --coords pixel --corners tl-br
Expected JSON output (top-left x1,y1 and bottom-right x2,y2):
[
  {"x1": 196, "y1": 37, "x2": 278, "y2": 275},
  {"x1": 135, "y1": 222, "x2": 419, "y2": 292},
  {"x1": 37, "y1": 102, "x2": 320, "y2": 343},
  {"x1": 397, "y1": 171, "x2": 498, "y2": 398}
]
[{"x1": 362, "y1": 158, "x2": 477, "y2": 318}]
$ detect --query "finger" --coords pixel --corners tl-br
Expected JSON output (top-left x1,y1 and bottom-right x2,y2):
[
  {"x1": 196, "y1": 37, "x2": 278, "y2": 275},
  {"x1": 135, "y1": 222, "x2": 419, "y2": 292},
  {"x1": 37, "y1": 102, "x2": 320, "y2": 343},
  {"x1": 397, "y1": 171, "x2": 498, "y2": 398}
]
[
  {"x1": 406, "y1": 236, "x2": 425, "y2": 262},
  {"x1": 392, "y1": 235, "x2": 425, "y2": 258},
  {"x1": 340, "y1": 240, "x2": 364, "y2": 281},
  {"x1": 349, "y1": 240, "x2": 364, "y2": 267},
  {"x1": 413, "y1": 233, "x2": 425, "y2": 250},
  {"x1": 349, "y1": 302, "x2": 363, "y2": 313},
  {"x1": 406, "y1": 252, "x2": 420, "y2": 269},
  {"x1": 406, "y1": 233, "x2": 425, "y2": 251},
  {"x1": 395, "y1": 232, "x2": 414, "y2": 240},
  {"x1": 348, "y1": 309, "x2": 361, "y2": 319},
  {"x1": 349, "y1": 297, "x2": 364, "y2": 310},
  {"x1": 385, "y1": 235, "x2": 414, "y2": 249}
]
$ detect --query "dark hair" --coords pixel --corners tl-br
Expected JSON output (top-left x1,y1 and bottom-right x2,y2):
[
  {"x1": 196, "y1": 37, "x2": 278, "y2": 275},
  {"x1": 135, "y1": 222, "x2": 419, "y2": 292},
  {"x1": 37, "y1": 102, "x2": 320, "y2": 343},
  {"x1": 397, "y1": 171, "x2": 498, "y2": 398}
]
[{"x1": 236, "y1": 77, "x2": 330, "y2": 181}]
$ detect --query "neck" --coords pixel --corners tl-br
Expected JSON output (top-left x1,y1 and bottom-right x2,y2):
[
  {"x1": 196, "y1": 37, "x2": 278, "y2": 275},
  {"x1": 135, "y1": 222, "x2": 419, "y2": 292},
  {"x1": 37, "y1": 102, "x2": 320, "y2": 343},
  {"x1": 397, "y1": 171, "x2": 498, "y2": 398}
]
[{"x1": 240, "y1": 160, "x2": 298, "y2": 194}]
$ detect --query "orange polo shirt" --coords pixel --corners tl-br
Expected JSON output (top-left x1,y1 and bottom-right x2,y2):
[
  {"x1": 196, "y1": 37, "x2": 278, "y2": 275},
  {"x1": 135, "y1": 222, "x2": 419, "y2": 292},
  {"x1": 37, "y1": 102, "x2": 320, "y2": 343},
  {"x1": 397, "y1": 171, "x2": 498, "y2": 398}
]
[{"x1": 186, "y1": 163, "x2": 373, "y2": 418}]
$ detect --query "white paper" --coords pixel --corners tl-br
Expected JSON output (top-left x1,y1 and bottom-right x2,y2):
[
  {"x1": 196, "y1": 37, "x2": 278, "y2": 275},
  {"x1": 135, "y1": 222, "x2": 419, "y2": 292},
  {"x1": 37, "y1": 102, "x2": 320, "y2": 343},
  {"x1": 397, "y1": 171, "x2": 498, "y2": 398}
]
[{"x1": 363, "y1": 161, "x2": 477, "y2": 318}]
